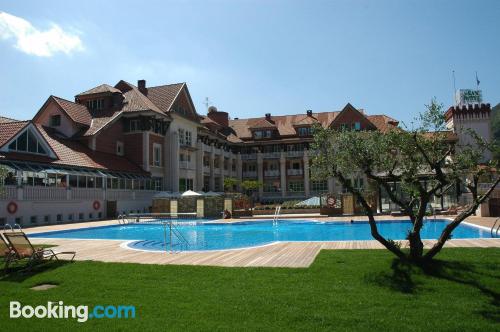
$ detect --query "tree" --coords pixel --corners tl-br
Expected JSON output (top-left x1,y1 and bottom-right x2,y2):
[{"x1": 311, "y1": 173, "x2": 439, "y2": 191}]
[
  {"x1": 223, "y1": 177, "x2": 238, "y2": 192},
  {"x1": 0, "y1": 165, "x2": 7, "y2": 193},
  {"x1": 240, "y1": 180, "x2": 263, "y2": 197},
  {"x1": 311, "y1": 99, "x2": 499, "y2": 262}
]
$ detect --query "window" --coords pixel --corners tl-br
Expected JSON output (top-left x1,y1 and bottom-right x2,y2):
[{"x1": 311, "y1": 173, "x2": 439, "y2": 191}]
[
  {"x1": 79, "y1": 213, "x2": 84, "y2": 220},
  {"x1": 130, "y1": 119, "x2": 140, "y2": 132},
  {"x1": 288, "y1": 181, "x2": 304, "y2": 192},
  {"x1": 50, "y1": 115, "x2": 61, "y2": 127},
  {"x1": 7, "y1": 128, "x2": 48, "y2": 155},
  {"x1": 179, "y1": 178, "x2": 193, "y2": 191},
  {"x1": 297, "y1": 127, "x2": 312, "y2": 136},
  {"x1": 154, "y1": 179, "x2": 162, "y2": 191},
  {"x1": 203, "y1": 155, "x2": 210, "y2": 167},
  {"x1": 0, "y1": 218, "x2": 5, "y2": 226},
  {"x1": 86, "y1": 99, "x2": 105, "y2": 111},
  {"x1": 15, "y1": 217, "x2": 23, "y2": 225},
  {"x1": 185, "y1": 131, "x2": 192, "y2": 146},
  {"x1": 98, "y1": 212, "x2": 102, "y2": 219},
  {"x1": 311, "y1": 180, "x2": 328, "y2": 192},
  {"x1": 254, "y1": 130, "x2": 273, "y2": 139},
  {"x1": 354, "y1": 122, "x2": 361, "y2": 131},
  {"x1": 89, "y1": 213, "x2": 93, "y2": 219},
  {"x1": 68, "y1": 214, "x2": 74, "y2": 221},
  {"x1": 44, "y1": 215, "x2": 50, "y2": 223},
  {"x1": 116, "y1": 141, "x2": 124, "y2": 156},
  {"x1": 153, "y1": 144, "x2": 162, "y2": 167},
  {"x1": 30, "y1": 216, "x2": 37, "y2": 224},
  {"x1": 57, "y1": 214, "x2": 62, "y2": 222},
  {"x1": 178, "y1": 129, "x2": 185, "y2": 145}
]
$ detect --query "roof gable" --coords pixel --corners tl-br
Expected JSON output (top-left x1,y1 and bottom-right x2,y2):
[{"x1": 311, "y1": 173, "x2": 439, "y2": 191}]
[
  {"x1": 33, "y1": 96, "x2": 92, "y2": 128},
  {"x1": 76, "y1": 84, "x2": 121, "y2": 97},
  {"x1": 329, "y1": 103, "x2": 377, "y2": 130},
  {"x1": 0, "y1": 122, "x2": 57, "y2": 158}
]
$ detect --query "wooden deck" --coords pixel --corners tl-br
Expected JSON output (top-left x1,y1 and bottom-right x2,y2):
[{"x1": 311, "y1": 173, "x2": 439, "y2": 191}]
[{"x1": 20, "y1": 217, "x2": 500, "y2": 268}]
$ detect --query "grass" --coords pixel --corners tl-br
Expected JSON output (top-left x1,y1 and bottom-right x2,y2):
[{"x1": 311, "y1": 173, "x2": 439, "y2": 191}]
[{"x1": 0, "y1": 248, "x2": 499, "y2": 331}]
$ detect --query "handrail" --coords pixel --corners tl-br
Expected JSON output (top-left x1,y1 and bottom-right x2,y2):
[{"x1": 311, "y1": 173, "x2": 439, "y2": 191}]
[
  {"x1": 13, "y1": 224, "x2": 22, "y2": 232},
  {"x1": 273, "y1": 205, "x2": 281, "y2": 226},
  {"x1": 3, "y1": 224, "x2": 13, "y2": 231},
  {"x1": 492, "y1": 217, "x2": 500, "y2": 237}
]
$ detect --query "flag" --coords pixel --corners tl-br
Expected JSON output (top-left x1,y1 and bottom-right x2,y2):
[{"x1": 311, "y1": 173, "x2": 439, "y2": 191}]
[{"x1": 476, "y1": 72, "x2": 480, "y2": 87}]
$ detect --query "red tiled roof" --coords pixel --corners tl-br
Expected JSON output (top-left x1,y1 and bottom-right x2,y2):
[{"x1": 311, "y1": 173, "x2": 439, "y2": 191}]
[
  {"x1": 1, "y1": 124, "x2": 147, "y2": 173},
  {"x1": 51, "y1": 96, "x2": 92, "y2": 127},
  {"x1": 0, "y1": 121, "x2": 29, "y2": 147},
  {"x1": 83, "y1": 109, "x2": 122, "y2": 136},
  {"x1": 0, "y1": 116, "x2": 19, "y2": 124},
  {"x1": 146, "y1": 83, "x2": 185, "y2": 113},
  {"x1": 228, "y1": 109, "x2": 399, "y2": 140},
  {"x1": 76, "y1": 84, "x2": 122, "y2": 96}
]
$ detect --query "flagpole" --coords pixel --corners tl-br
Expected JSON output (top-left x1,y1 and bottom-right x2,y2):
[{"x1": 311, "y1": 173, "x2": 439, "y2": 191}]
[{"x1": 452, "y1": 70, "x2": 457, "y2": 106}]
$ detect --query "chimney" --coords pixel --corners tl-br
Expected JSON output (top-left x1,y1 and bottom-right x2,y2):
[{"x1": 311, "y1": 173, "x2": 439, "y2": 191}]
[
  {"x1": 138, "y1": 79, "x2": 146, "y2": 94},
  {"x1": 265, "y1": 113, "x2": 271, "y2": 120},
  {"x1": 306, "y1": 110, "x2": 313, "y2": 117},
  {"x1": 207, "y1": 107, "x2": 229, "y2": 127}
]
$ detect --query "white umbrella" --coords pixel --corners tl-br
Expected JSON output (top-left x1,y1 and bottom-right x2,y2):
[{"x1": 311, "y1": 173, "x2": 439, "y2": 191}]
[
  {"x1": 153, "y1": 191, "x2": 181, "y2": 199},
  {"x1": 181, "y1": 190, "x2": 202, "y2": 197},
  {"x1": 203, "y1": 191, "x2": 222, "y2": 196}
]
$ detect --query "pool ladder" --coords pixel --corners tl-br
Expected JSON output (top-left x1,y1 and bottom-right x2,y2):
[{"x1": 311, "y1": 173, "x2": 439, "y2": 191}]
[
  {"x1": 491, "y1": 217, "x2": 500, "y2": 238},
  {"x1": 3, "y1": 223, "x2": 22, "y2": 232},
  {"x1": 273, "y1": 206, "x2": 281, "y2": 226},
  {"x1": 162, "y1": 221, "x2": 189, "y2": 253}
]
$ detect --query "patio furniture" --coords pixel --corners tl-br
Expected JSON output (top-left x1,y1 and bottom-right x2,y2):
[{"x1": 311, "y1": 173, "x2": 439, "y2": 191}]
[
  {"x1": 0, "y1": 233, "x2": 15, "y2": 272},
  {"x1": 3, "y1": 232, "x2": 76, "y2": 271}
]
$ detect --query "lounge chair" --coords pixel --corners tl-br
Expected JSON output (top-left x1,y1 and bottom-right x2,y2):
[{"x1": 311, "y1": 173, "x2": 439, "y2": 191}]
[
  {"x1": 1, "y1": 233, "x2": 15, "y2": 271},
  {"x1": 3, "y1": 232, "x2": 76, "y2": 271}
]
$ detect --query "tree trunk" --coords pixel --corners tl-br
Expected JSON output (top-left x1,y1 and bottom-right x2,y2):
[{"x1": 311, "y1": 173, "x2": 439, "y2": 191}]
[{"x1": 408, "y1": 231, "x2": 424, "y2": 260}]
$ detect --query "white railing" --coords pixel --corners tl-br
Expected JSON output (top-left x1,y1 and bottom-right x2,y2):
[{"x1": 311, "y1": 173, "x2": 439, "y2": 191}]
[
  {"x1": 72, "y1": 188, "x2": 103, "y2": 200},
  {"x1": 287, "y1": 150, "x2": 303, "y2": 157},
  {"x1": 263, "y1": 152, "x2": 281, "y2": 159},
  {"x1": 203, "y1": 166, "x2": 210, "y2": 174},
  {"x1": 264, "y1": 170, "x2": 280, "y2": 177},
  {"x1": 0, "y1": 186, "x2": 17, "y2": 200},
  {"x1": 243, "y1": 171, "x2": 257, "y2": 178},
  {"x1": 107, "y1": 190, "x2": 134, "y2": 201},
  {"x1": 179, "y1": 161, "x2": 193, "y2": 169},
  {"x1": 241, "y1": 154, "x2": 257, "y2": 160},
  {"x1": 287, "y1": 169, "x2": 303, "y2": 176},
  {"x1": 24, "y1": 187, "x2": 67, "y2": 201}
]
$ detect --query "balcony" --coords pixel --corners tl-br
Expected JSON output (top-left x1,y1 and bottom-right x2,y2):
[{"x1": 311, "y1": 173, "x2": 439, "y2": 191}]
[
  {"x1": 287, "y1": 169, "x2": 303, "y2": 176},
  {"x1": 241, "y1": 153, "x2": 257, "y2": 160},
  {"x1": 264, "y1": 170, "x2": 280, "y2": 177},
  {"x1": 263, "y1": 152, "x2": 281, "y2": 159},
  {"x1": 287, "y1": 150, "x2": 303, "y2": 157},
  {"x1": 242, "y1": 171, "x2": 257, "y2": 178},
  {"x1": 179, "y1": 161, "x2": 193, "y2": 170},
  {"x1": 203, "y1": 166, "x2": 210, "y2": 174}
]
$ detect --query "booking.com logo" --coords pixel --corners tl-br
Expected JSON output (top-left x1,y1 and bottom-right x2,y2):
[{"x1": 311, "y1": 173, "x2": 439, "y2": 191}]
[{"x1": 10, "y1": 301, "x2": 136, "y2": 323}]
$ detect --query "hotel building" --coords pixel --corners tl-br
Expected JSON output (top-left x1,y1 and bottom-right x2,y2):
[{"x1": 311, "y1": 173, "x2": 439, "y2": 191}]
[{"x1": 0, "y1": 80, "x2": 492, "y2": 225}]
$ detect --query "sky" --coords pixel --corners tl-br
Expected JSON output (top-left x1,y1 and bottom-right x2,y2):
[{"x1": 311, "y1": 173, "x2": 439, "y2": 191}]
[{"x1": 0, "y1": 0, "x2": 499, "y2": 126}]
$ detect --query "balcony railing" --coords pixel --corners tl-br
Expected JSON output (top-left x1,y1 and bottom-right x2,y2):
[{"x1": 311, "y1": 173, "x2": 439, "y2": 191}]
[
  {"x1": 0, "y1": 186, "x2": 17, "y2": 200},
  {"x1": 72, "y1": 188, "x2": 103, "y2": 200},
  {"x1": 241, "y1": 153, "x2": 257, "y2": 160},
  {"x1": 264, "y1": 170, "x2": 280, "y2": 177},
  {"x1": 24, "y1": 187, "x2": 67, "y2": 201},
  {"x1": 203, "y1": 166, "x2": 210, "y2": 174},
  {"x1": 287, "y1": 169, "x2": 303, "y2": 176},
  {"x1": 263, "y1": 152, "x2": 281, "y2": 159},
  {"x1": 286, "y1": 150, "x2": 304, "y2": 157},
  {"x1": 179, "y1": 161, "x2": 193, "y2": 170},
  {"x1": 243, "y1": 171, "x2": 257, "y2": 178}
]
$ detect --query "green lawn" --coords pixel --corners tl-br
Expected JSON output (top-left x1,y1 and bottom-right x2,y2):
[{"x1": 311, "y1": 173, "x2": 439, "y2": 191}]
[{"x1": 1, "y1": 248, "x2": 499, "y2": 331}]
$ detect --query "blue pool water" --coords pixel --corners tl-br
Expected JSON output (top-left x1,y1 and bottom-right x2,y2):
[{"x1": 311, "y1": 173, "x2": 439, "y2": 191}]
[{"x1": 28, "y1": 219, "x2": 491, "y2": 251}]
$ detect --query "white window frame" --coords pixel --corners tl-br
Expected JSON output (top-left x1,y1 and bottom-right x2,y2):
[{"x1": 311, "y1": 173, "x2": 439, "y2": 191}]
[{"x1": 153, "y1": 143, "x2": 162, "y2": 167}]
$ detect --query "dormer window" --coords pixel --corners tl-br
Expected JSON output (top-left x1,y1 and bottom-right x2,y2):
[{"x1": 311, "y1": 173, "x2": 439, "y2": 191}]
[
  {"x1": 116, "y1": 141, "x2": 124, "y2": 156},
  {"x1": 297, "y1": 127, "x2": 312, "y2": 136},
  {"x1": 86, "y1": 99, "x2": 104, "y2": 111},
  {"x1": 7, "y1": 128, "x2": 48, "y2": 155},
  {"x1": 50, "y1": 115, "x2": 61, "y2": 127},
  {"x1": 254, "y1": 130, "x2": 272, "y2": 139}
]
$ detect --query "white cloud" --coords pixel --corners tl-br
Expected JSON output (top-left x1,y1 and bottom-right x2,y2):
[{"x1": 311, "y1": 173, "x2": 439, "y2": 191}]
[{"x1": 0, "y1": 11, "x2": 83, "y2": 57}]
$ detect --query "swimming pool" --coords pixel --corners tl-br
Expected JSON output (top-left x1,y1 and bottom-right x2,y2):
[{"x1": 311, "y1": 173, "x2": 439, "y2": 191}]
[{"x1": 28, "y1": 219, "x2": 491, "y2": 251}]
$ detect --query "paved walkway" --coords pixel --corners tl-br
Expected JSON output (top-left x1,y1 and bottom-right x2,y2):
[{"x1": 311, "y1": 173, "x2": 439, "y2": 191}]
[{"x1": 20, "y1": 215, "x2": 500, "y2": 268}]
